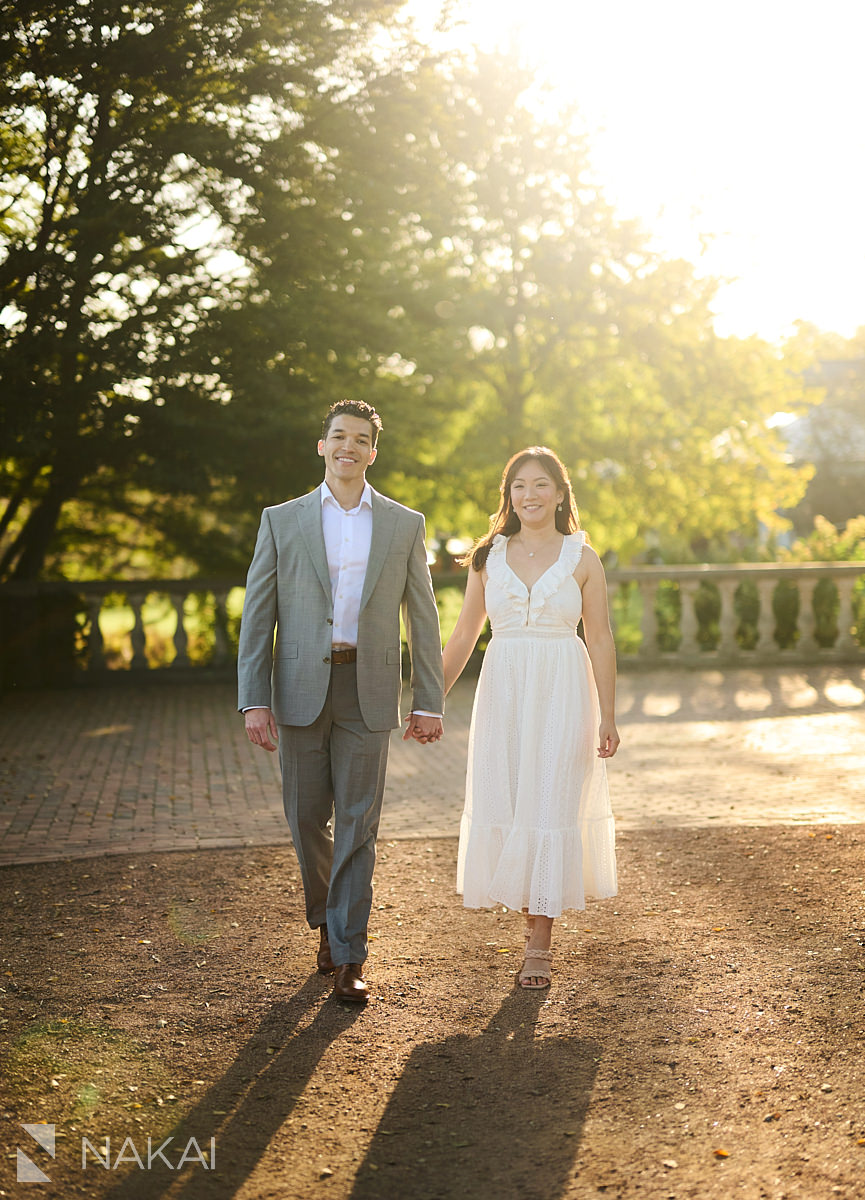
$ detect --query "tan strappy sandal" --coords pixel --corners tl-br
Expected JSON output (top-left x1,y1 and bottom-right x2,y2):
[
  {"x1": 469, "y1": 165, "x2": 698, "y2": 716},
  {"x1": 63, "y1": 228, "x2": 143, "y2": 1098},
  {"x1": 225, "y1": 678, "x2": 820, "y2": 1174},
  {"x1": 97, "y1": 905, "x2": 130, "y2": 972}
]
[{"x1": 519, "y1": 947, "x2": 553, "y2": 989}]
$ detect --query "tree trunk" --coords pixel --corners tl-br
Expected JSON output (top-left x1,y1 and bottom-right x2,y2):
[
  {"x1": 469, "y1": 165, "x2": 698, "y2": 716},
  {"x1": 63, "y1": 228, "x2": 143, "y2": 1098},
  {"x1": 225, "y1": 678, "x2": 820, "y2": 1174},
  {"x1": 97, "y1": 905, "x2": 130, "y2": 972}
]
[
  {"x1": 0, "y1": 462, "x2": 43, "y2": 544},
  {"x1": 1, "y1": 467, "x2": 80, "y2": 581}
]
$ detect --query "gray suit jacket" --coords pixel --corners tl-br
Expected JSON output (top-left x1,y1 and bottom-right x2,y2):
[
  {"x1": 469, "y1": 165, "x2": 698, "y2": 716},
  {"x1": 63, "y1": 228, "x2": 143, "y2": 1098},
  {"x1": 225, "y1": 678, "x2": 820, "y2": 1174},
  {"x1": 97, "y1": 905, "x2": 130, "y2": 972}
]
[{"x1": 236, "y1": 485, "x2": 444, "y2": 731}]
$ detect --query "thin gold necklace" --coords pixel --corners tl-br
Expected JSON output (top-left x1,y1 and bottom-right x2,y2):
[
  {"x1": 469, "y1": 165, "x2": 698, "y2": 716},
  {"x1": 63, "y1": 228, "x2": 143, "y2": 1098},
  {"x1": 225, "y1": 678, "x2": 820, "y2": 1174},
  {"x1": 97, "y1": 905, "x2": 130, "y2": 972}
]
[{"x1": 516, "y1": 531, "x2": 560, "y2": 559}]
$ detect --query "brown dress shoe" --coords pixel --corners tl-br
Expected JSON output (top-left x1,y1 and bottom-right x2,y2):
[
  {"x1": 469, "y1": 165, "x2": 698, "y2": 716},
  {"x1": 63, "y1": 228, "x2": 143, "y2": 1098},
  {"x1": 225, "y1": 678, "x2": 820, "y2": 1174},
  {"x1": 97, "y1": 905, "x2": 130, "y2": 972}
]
[
  {"x1": 316, "y1": 925, "x2": 335, "y2": 975},
  {"x1": 332, "y1": 963, "x2": 369, "y2": 1003}
]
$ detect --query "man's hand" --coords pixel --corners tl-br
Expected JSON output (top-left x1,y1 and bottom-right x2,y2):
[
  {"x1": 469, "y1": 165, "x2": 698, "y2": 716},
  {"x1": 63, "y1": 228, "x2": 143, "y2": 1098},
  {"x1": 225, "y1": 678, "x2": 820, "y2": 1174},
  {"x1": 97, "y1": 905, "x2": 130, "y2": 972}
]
[
  {"x1": 245, "y1": 707, "x2": 279, "y2": 752},
  {"x1": 402, "y1": 714, "x2": 443, "y2": 744}
]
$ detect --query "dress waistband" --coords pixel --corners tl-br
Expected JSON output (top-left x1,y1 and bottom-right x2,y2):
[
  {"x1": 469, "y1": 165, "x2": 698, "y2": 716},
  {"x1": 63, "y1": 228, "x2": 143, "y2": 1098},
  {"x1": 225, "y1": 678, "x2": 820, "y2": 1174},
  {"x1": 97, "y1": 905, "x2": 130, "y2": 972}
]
[{"x1": 491, "y1": 628, "x2": 577, "y2": 640}]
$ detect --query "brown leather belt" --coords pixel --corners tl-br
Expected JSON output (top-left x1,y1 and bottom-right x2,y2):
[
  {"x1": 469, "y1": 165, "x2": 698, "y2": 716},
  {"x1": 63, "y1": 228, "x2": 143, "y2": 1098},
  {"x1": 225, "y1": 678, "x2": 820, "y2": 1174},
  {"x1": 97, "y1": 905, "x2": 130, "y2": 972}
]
[{"x1": 329, "y1": 647, "x2": 357, "y2": 665}]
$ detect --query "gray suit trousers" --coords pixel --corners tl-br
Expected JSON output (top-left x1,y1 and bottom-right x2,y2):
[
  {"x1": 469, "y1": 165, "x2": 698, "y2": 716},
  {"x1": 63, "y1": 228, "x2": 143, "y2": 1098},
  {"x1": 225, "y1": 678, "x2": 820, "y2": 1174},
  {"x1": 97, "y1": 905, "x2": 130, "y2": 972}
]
[{"x1": 278, "y1": 661, "x2": 390, "y2": 966}]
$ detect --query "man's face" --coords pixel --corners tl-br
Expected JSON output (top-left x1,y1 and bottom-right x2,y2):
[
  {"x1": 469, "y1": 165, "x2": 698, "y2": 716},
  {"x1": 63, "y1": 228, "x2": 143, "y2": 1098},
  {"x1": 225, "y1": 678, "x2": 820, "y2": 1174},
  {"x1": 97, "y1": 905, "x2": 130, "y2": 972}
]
[{"x1": 318, "y1": 414, "x2": 377, "y2": 484}]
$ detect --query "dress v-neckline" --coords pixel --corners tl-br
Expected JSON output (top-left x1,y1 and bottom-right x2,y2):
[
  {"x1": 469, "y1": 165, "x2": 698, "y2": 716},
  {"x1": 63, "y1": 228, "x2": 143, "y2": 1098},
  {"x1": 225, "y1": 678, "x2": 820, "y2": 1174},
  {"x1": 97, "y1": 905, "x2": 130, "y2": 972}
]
[{"x1": 504, "y1": 534, "x2": 567, "y2": 597}]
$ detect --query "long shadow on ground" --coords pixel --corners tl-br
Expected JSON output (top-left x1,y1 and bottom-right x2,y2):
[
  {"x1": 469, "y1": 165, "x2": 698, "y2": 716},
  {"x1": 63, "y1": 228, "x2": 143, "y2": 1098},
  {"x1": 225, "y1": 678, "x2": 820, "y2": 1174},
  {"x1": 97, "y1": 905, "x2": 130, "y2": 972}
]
[
  {"x1": 102, "y1": 974, "x2": 362, "y2": 1200},
  {"x1": 349, "y1": 988, "x2": 600, "y2": 1200}
]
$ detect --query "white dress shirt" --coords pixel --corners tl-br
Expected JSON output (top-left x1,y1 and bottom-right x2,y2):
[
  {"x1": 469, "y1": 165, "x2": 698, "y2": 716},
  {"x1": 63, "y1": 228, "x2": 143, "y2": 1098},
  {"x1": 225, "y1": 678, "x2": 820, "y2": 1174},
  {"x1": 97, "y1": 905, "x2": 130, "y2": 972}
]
[
  {"x1": 321, "y1": 481, "x2": 439, "y2": 719},
  {"x1": 320, "y1": 479, "x2": 373, "y2": 647}
]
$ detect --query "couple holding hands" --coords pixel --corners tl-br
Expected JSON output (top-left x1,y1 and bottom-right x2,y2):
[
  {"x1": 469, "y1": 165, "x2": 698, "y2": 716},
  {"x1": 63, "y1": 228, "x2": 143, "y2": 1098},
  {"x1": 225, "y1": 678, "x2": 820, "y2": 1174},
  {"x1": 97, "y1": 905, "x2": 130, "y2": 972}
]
[{"x1": 238, "y1": 400, "x2": 618, "y2": 1002}]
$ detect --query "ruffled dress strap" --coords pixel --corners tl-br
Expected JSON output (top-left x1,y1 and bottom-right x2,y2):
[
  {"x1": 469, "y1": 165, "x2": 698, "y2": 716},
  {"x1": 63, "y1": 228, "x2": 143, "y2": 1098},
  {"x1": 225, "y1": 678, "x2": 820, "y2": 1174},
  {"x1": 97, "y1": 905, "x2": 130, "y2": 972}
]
[
  {"x1": 484, "y1": 533, "x2": 526, "y2": 604},
  {"x1": 528, "y1": 531, "x2": 586, "y2": 620}
]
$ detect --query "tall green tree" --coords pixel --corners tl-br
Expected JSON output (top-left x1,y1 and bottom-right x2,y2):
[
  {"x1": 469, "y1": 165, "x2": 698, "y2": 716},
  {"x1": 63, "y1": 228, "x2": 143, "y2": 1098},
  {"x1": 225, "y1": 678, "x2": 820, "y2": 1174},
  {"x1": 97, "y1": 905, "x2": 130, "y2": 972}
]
[
  {"x1": 0, "y1": 0, "x2": 463, "y2": 579},
  {"x1": 1, "y1": 9, "x2": 816, "y2": 581},
  {"x1": 396, "y1": 59, "x2": 813, "y2": 560}
]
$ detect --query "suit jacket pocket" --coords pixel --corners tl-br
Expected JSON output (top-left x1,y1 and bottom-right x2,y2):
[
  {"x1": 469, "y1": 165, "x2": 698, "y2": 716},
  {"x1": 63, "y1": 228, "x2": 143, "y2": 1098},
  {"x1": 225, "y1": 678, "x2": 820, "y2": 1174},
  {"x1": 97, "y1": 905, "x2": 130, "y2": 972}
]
[
  {"x1": 276, "y1": 641, "x2": 299, "y2": 659},
  {"x1": 385, "y1": 647, "x2": 401, "y2": 666}
]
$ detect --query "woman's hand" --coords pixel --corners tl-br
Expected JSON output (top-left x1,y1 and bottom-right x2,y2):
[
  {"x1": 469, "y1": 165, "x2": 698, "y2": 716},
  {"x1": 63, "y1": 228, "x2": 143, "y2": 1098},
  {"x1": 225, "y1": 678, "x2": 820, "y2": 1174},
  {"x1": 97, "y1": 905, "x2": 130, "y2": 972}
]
[{"x1": 597, "y1": 720, "x2": 620, "y2": 759}]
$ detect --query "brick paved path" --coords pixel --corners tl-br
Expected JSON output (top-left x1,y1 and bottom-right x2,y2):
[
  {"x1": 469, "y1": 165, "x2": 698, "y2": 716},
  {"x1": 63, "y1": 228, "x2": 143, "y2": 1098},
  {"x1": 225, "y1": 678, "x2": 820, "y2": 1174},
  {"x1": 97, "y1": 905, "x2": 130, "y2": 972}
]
[{"x1": 1, "y1": 665, "x2": 864, "y2": 865}]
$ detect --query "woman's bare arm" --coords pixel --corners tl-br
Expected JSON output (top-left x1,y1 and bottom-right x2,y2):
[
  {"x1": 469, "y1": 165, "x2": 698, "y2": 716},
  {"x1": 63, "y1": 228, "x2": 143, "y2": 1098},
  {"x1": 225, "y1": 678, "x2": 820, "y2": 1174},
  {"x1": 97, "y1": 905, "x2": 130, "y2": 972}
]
[
  {"x1": 579, "y1": 547, "x2": 620, "y2": 758},
  {"x1": 442, "y1": 566, "x2": 488, "y2": 695}
]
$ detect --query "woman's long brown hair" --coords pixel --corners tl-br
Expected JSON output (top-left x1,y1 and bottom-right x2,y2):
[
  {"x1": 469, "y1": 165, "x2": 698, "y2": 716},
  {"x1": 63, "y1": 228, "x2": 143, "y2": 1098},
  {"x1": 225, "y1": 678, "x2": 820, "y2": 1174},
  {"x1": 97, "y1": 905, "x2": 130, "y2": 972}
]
[{"x1": 462, "y1": 447, "x2": 581, "y2": 572}]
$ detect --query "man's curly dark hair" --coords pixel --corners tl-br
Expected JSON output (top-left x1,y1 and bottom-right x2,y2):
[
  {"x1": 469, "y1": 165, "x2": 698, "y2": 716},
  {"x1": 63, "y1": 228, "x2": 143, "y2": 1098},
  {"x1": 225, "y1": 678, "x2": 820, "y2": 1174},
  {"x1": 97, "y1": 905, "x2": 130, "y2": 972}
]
[{"x1": 321, "y1": 399, "x2": 383, "y2": 446}]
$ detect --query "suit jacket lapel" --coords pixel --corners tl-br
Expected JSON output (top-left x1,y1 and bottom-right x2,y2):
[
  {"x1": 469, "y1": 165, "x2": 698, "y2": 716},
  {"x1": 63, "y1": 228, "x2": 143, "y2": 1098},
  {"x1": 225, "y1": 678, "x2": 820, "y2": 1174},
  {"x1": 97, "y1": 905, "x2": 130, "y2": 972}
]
[
  {"x1": 296, "y1": 488, "x2": 332, "y2": 603},
  {"x1": 361, "y1": 488, "x2": 398, "y2": 611}
]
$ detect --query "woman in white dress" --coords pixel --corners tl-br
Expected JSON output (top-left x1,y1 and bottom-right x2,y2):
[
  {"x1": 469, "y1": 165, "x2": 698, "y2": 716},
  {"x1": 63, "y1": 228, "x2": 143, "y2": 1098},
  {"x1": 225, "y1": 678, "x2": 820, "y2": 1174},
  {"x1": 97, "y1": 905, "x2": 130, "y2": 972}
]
[{"x1": 442, "y1": 447, "x2": 619, "y2": 989}]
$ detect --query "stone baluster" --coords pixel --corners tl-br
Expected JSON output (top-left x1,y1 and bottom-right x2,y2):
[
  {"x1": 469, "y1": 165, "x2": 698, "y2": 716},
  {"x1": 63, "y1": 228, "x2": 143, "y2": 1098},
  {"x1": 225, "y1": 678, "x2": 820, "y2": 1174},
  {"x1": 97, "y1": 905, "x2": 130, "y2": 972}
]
[
  {"x1": 678, "y1": 581, "x2": 701, "y2": 657},
  {"x1": 171, "y1": 592, "x2": 190, "y2": 667},
  {"x1": 639, "y1": 580, "x2": 660, "y2": 659},
  {"x1": 754, "y1": 579, "x2": 777, "y2": 655},
  {"x1": 717, "y1": 578, "x2": 739, "y2": 661},
  {"x1": 127, "y1": 592, "x2": 148, "y2": 670},
  {"x1": 87, "y1": 596, "x2": 107, "y2": 672},
  {"x1": 835, "y1": 577, "x2": 859, "y2": 655},
  {"x1": 797, "y1": 576, "x2": 820, "y2": 655},
  {"x1": 212, "y1": 590, "x2": 230, "y2": 667}
]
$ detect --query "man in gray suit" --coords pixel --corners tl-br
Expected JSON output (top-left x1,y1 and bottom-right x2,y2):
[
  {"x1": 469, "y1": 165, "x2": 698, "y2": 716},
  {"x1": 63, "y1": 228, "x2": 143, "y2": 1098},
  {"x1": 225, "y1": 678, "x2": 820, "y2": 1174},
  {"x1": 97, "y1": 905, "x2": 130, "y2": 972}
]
[{"x1": 238, "y1": 400, "x2": 444, "y2": 1002}]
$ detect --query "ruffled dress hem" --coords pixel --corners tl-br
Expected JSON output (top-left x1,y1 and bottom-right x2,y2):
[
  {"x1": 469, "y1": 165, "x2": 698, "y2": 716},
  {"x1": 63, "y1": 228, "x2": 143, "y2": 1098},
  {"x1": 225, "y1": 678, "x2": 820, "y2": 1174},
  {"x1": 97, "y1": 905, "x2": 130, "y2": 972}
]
[{"x1": 456, "y1": 815, "x2": 618, "y2": 917}]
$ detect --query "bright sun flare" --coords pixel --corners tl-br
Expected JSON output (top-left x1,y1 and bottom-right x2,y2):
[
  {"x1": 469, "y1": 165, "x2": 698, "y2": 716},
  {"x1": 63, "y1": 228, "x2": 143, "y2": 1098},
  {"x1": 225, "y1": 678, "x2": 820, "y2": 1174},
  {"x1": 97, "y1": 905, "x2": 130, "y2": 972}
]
[{"x1": 406, "y1": 0, "x2": 865, "y2": 343}]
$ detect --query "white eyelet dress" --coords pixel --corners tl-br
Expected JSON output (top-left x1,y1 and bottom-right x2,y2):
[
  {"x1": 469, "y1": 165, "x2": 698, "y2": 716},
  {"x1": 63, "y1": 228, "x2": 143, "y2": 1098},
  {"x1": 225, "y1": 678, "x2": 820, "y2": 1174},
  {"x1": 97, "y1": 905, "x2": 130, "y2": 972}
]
[{"x1": 456, "y1": 532, "x2": 618, "y2": 916}]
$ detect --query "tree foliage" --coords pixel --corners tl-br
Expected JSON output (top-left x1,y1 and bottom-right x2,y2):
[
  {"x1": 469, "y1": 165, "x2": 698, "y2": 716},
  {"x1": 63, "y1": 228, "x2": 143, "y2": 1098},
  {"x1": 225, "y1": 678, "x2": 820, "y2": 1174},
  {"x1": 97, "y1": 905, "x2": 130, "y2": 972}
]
[
  {"x1": 382, "y1": 60, "x2": 813, "y2": 561},
  {"x1": 0, "y1": 3, "x2": 816, "y2": 580},
  {"x1": 781, "y1": 514, "x2": 865, "y2": 563},
  {"x1": 0, "y1": 0, "x2": 460, "y2": 578}
]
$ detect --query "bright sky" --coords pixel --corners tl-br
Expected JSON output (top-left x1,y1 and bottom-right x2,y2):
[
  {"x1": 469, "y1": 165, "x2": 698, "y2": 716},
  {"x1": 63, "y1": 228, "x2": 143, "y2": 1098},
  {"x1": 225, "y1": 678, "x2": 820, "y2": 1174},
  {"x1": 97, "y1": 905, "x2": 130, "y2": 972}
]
[{"x1": 407, "y1": 0, "x2": 865, "y2": 344}]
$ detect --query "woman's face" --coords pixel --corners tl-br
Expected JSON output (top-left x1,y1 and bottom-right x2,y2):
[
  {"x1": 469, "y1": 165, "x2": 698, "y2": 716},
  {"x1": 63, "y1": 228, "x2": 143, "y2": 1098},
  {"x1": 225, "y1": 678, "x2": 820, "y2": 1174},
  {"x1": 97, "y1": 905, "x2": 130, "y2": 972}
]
[{"x1": 509, "y1": 461, "x2": 564, "y2": 528}]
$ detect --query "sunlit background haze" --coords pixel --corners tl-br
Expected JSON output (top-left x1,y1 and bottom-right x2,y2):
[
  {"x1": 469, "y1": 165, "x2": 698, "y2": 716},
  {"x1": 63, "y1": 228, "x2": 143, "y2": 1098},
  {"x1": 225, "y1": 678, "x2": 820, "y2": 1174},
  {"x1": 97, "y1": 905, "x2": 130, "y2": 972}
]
[{"x1": 407, "y1": 0, "x2": 865, "y2": 342}]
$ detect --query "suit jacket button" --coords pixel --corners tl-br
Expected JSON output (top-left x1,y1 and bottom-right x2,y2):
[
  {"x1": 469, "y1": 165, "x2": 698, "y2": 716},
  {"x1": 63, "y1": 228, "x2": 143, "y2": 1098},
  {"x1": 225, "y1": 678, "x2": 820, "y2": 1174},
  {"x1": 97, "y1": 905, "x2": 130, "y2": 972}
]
[
  {"x1": 323, "y1": 656, "x2": 330, "y2": 664},
  {"x1": 327, "y1": 618, "x2": 333, "y2": 625}
]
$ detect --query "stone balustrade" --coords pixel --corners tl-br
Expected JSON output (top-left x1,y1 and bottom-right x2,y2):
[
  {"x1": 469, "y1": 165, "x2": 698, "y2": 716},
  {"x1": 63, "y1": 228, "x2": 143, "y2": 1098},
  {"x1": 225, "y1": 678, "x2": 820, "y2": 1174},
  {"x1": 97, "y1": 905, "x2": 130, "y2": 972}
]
[
  {"x1": 0, "y1": 563, "x2": 863, "y2": 687},
  {"x1": 0, "y1": 579, "x2": 242, "y2": 686},
  {"x1": 604, "y1": 562, "x2": 865, "y2": 666}
]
